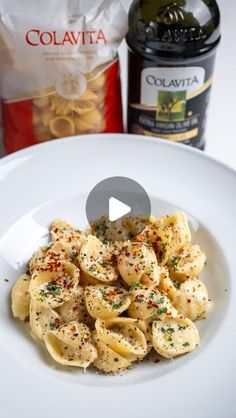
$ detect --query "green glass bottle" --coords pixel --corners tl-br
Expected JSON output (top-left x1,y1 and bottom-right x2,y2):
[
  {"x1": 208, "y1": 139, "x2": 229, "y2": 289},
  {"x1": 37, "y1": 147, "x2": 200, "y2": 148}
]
[{"x1": 127, "y1": 0, "x2": 220, "y2": 149}]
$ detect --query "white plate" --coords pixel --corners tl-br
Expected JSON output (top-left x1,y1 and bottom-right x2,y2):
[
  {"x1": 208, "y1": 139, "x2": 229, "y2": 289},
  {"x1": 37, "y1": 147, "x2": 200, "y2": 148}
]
[{"x1": 0, "y1": 134, "x2": 235, "y2": 418}]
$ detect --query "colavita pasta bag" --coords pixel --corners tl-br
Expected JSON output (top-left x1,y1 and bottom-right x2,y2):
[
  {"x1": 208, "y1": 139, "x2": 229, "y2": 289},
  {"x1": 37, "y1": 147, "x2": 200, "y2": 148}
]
[{"x1": 0, "y1": 0, "x2": 127, "y2": 153}]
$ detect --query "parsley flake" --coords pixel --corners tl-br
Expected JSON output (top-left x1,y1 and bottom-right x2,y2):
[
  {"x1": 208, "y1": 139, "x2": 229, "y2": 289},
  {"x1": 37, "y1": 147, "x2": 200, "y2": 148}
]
[
  {"x1": 157, "y1": 307, "x2": 168, "y2": 315},
  {"x1": 46, "y1": 282, "x2": 61, "y2": 296},
  {"x1": 130, "y1": 282, "x2": 142, "y2": 290},
  {"x1": 49, "y1": 322, "x2": 59, "y2": 330},
  {"x1": 171, "y1": 256, "x2": 181, "y2": 270},
  {"x1": 112, "y1": 303, "x2": 122, "y2": 310}
]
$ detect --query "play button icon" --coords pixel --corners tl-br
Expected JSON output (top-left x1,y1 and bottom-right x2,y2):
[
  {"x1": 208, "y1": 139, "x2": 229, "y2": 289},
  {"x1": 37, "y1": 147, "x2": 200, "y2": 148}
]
[
  {"x1": 109, "y1": 197, "x2": 131, "y2": 222},
  {"x1": 86, "y1": 176, "x2": 151, "y2": 240}
]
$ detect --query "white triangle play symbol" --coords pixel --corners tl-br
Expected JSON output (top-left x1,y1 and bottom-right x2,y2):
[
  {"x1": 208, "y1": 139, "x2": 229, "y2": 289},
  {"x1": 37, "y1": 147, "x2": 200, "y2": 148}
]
[{"x1": 109, "y1": 197, "x2": 131, "y2": 222}]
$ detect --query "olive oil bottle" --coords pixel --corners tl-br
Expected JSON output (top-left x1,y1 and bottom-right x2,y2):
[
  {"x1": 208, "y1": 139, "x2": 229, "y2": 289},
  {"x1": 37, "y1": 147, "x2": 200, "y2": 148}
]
[{"x1": 127, "y1": 0, "x2": 220, "y2": 149}]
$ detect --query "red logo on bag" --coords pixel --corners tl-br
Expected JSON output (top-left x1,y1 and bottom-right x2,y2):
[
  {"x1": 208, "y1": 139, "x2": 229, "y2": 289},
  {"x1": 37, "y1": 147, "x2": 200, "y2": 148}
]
[{"x1": 26, "y1": 29, "x2": 107, "y2": 46}]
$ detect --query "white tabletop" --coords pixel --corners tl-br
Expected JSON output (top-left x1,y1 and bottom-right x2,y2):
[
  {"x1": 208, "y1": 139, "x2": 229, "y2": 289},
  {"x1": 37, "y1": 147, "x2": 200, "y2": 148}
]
[{"x1": 1, "y1": 0, "x2": 236, "y2": 170}]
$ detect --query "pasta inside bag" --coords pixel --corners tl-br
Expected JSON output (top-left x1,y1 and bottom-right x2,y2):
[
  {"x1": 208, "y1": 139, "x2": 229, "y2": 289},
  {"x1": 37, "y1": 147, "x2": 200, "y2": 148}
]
[{"x1": 0, "y1": 0, "x2": 127, "y2": 153}]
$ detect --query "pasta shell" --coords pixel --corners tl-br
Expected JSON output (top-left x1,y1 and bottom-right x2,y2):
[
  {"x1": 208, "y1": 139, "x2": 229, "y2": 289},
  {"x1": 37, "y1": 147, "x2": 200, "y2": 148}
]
[
  {"x1": 41, "y1": 109, "x2": 54, "y2": 127},
  {"x1": 96, "y1": 90, "x2": 106, "y2": 107},
  {"x1": 158, "y1": 267, "x2": 178, "y2": 302},
  {"x1": 78, "y1": 89, "x2": 98, "y2": 102},
  {"x1": 84, "y1": 285, "x2": 131, "y2": 319},
  {"x1": 173, "y1": 278, "x2": 209, "y2": 321},
  {"x1": 128, "y1": 284, "x2": 178, "y2": 320},
  {"x1": 30, "y1": 300, "x2": 61, "y2": 341},
  {"x1": 11, "y1": 274, "x2": 30, "y2": 320},
  {"x1": 90, "y1": 216, "x2": 147, "y2": 242},
  {"x1": 29, "y1": 260, "x2": 80, "y2": 308},
  {"x1": 152, "y1": 316, "x2": 200, "y2": 359},
  {"x1": 79, "y1": 109, "x2": 104, "y2": 130},
  {"x1": 79, "y1": 269, "x2": 102, "y2": 286},
  {"x1": 93, "y1": 336, "x2": 131, "y2": 373},
  {"x1": 135, "y1": 319, "x2": 153, "y2": 354},
  {"x1": 35, "y1": 131, "x2": 52, "y2": 142},
  {"x1": 44, "y1": 321, "x2": 97, "y2": 368},
  {"x1": 89, "y1": 216, "x2": 130, "y2": 242},
  {"x1": 57, "y1": 286, "x2": 94, "y2": 327},
  {"x1": 79, "y1": 235, "x2": 118, "y2": 283},
  {"x1": 50, "y1": 220, "x2": 85, "y2": 259},
  {"x1": 137, "y1": 212, "x2": 191, "y2": 263},
  {"x1": 72, "y1": 100, "x2": 96, "y2": 115},
  {"x1": 136, "y1": 221, "x2": 173, "y2": 265},
  {"x1": 95, "y1": 318, "x2": 147, "y2": 361},
  {"x1": 156, "y1": 211, "x2": 191, "y2": 256},
  {"x1": 49, "y1": 116, "x2": 75, "y2": 138},
  {"x1": 50, "y1": 95, "x2": 76, "y2": 115},
  {"x1": 29, "y1": 243, "x2": 67, "y2": 275},
  {"x1": 168, "y1": 244, "x2": 206, "y2": 281},
  {"x1": 74, "y1": 116, "x2": 93, "y2": 133},
  {"x1": 117, "y1": 242, "x2": 160, "y2": 287}
]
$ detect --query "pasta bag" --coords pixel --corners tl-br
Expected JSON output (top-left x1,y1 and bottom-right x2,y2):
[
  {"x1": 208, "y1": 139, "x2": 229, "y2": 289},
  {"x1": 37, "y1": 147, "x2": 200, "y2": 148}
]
[{"x1": 0, "y1": 0, "x2": 127, "y2": 153}]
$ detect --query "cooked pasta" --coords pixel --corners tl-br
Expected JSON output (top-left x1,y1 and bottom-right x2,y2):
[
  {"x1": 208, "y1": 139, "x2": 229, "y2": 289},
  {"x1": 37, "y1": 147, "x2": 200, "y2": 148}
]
[
  {"x1": 117, "y1": 242, "x2": 160, "y2": 286},
  {"x1": 57, "y1": 286, "x2": 93, "y2": 326},
  {"x1": 11, "y1": 274, "x2": 30, "y2": 320},
  {"x1": 172, "y1": 278, "x2": 209, "y2": 321},
  {"x1": 84, "y1": 285, "x2": 131, "y2": 319},
  {"x1": 152, "y1": 316, "x2": 200, "y2": 358},
  {"x1": 79, "y1": 235, "x2": 118, "y2": 283},
  {"x1": 167, "y1": 244, "x2": 206, "y2": 281},
  {"x1": 30, "y1": 300, "x2": 62, "y2": 341},
  {"x1": 94, "y1": 317, "x2": 147, "y2": 362},
  {"x1": 44, "y1": 321, "x2": 97, "y2": 367},
  {"x1": 11, "y1": 211, "x2": 210, "y2": 374},
  {"x1": 93, "y1": 335, "x2": 131, "y2": 373},
  {"x1": 128, "y1": 284, "x2": 178, "y2": 320},
  {"x1": 29, "y1": 260, "x2": 80, "y2": 308},
  {"x1": 50, "y1": 220, "x2": 85, "y2": 258}
]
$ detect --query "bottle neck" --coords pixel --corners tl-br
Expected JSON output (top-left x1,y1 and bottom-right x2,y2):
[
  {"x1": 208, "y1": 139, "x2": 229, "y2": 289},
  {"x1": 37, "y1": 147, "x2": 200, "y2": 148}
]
[{"x1": 127, "y1": 0, "x2": 221, "y2": 59}]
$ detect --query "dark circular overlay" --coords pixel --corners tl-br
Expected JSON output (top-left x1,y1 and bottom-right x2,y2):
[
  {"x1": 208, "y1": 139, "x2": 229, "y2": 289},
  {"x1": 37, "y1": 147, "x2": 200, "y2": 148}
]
[{"x1": 86, "y1": 176, "x2": 151, "y2": 240}]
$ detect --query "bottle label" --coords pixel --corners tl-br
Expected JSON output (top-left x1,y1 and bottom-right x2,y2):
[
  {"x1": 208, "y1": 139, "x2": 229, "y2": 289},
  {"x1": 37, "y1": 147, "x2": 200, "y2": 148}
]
[{"x1": 130, "y1": 66, "x2": 212, "y2": 143}]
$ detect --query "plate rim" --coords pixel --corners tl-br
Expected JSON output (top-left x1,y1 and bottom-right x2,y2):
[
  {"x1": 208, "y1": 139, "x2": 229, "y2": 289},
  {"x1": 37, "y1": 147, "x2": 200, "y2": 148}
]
[{"x1": 1, "y1": 133, "x2": 236, "y2": 178}]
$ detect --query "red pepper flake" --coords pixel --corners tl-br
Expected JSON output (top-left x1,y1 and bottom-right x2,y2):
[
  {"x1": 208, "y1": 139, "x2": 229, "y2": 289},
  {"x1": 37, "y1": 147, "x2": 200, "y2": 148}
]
[
  {"x1": 187, "y1": 299, "x2": 191, "y2": 303},
  {"x1": 134, "y1": 294, "x2": 144, "y2": 303},
  {"x1": 64, "y1": 280, "x2": 73, "y2": 290},
  {"x1": 72, "y1": 305, "x2": 79, "y2": 312},
  {"x1": 147, "y1": 300, "x2": 158, "y2": 308},
  {"x1": 106, "y1": 291, "x2": 116, "y2": 300}
]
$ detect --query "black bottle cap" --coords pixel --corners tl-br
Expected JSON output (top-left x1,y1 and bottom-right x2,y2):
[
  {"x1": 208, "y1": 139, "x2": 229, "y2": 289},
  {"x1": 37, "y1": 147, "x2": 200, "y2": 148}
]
[{"x1": 127, "y1": 0, "x2": 221, "y2": 59}]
